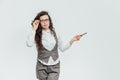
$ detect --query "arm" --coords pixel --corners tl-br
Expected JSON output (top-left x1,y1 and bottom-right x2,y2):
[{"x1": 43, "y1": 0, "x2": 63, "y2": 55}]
[
  {"x1": 26, "y1": 28, "x2": 36, "y2": 47},
  {"x1": 58, "y1": 36, "x2": 71, "y2": 52},
  {"x1": 26, "y1": 20, "x2": 39, "y2": 47},
  {"x1": 58, "y1": 34, "x2": 81, "y2": 52}
]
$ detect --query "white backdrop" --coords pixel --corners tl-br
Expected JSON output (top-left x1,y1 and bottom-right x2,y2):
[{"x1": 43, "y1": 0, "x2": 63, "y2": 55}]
[{"x1": 0, "y1": 0, "x2": 120, "y2": 80}]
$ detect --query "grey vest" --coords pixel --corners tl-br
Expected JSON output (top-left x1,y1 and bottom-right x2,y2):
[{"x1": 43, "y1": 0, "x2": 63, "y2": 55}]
[{"x1": 37, "y1": 32, "x2": 59, "y2": 63}]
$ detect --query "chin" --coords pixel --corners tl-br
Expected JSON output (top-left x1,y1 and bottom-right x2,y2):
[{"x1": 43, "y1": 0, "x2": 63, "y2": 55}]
[
  {"x1": 45, "y1": 27, "x2": 49, "y2": 29},
  {"x1": 42, "y1": 26, "x2": 48, "y2": 28},
  {"x1": 43, "y1": 27, "x2": 49, "y2": 30}
]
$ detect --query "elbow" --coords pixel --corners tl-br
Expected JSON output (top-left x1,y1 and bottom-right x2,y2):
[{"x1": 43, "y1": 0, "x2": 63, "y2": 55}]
[
  {"x1": 59, "y1": 48, "x2": 66, "y2": 52},
  {"x1": 26, "y1": 41, "x2": 33, "y2": 47}
]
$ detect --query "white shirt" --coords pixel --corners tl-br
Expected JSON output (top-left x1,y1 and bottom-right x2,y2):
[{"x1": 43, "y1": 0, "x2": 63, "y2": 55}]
[{"x1": 26, "y1": 28, "x2": 71, "y2": 65}]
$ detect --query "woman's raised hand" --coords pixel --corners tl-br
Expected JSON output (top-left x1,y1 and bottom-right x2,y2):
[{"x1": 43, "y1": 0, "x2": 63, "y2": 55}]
[
  {"x1": 70, "y1": 35, "x2": 81, "y2": 45},
  {"x1": 32, "y1": 20, "x2": 40, "y2": 31},
  {"x1": 73, "y1": 35, "x2": 81, "y2": 41}
]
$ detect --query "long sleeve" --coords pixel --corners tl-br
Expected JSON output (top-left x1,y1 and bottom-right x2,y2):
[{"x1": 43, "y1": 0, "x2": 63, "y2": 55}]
[
  {"x1": 57, "y1": 33, "x2": 72, "y2": 52},
  {"x1": 26, "y1": 29, "x2": 36, "y2": 47}
]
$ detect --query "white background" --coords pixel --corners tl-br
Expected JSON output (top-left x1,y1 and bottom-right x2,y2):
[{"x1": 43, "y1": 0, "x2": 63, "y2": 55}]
[{"x1": 0, "y1": 0, "x2": 120, "y2": 80}]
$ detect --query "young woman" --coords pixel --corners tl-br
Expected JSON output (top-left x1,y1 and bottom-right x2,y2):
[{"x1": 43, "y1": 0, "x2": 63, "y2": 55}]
[{"x1": 26, "y1": 11, "x2": 81, "y2": 80}]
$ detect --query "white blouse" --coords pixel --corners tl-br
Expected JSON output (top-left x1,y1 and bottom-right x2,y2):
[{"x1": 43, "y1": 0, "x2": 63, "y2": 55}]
[{"x1": 26, "y1": 28, "x2": 71, "y2": 65}]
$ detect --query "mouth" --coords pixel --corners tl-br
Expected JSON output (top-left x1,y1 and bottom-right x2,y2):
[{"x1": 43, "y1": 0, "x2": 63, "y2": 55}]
[
  {"x1": 43, "y1": 24, "x2": 49, "y2": 28},
  {"x1": 43, "y1": 25, "x2": 47, "y2": 27}
]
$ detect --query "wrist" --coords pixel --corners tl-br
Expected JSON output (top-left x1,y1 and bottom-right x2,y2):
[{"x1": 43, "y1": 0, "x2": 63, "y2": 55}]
[
  {"x1": 32, "y1": 27, "x2": 36, "y2": 31},
  {"x1": 70, "y1": 39, "x2": 74, "y2": 45}
]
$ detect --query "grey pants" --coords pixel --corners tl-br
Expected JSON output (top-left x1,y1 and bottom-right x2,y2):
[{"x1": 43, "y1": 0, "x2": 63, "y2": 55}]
[{"x1": 36, "y1": 61, "x2": 60, "y2": 80}]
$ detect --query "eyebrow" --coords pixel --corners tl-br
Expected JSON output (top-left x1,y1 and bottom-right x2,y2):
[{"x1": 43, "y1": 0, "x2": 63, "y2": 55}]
[{"x1": 40, "y1": 18, "x2": 49, "y2": 21}]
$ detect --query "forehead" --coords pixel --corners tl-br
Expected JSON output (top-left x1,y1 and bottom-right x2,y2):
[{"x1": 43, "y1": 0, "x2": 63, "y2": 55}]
[{"x1": 40, "y1": 15, "x2": 49, "y2": 20}]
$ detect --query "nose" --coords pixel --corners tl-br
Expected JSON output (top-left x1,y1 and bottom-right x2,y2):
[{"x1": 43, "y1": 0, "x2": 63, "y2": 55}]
[{"x1": 43, "y1": 21, "x2": 47, "y2": 24}]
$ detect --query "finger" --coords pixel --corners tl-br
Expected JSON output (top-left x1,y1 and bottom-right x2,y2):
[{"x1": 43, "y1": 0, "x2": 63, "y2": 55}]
[
  {"x1": 76, "y1": 35, "x2": 80, "y2": 40},
  {"x1": 34, "y1": 20, "x2": 39, "y2": 24},
  {"x1": 36, "y1": 20, "x2": 39, "y2": 24},
  {"x1": 34, "y1": 22, "x2": 39, "y2": 26}
]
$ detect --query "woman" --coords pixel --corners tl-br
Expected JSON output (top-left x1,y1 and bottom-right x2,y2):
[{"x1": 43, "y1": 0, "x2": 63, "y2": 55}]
[{"x1": 26, "y1": 11, "x2": 81, "y2": 80}]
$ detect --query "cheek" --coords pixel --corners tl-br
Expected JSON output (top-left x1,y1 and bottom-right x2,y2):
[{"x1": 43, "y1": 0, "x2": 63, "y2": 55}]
[
  {"x1": 48, "y1": 23, "x2": 50, "y2": 26},
  {"x1": 41, "y1": 22, "x2": 50, "y2": 28},
  {"x1": 47, "y1": 22, "x2": 50, "y2": 25},
  {"x1": 40, "y1": 23, "x2": 44, "y2": 27},
  {"x1": 46, "y1": 22, "x2": 50, "y2": 27}
]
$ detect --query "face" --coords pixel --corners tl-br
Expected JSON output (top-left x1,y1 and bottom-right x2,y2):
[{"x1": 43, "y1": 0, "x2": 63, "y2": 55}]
[{"x1": 39, "y1": 15, "x2": 50, "y2": 30}]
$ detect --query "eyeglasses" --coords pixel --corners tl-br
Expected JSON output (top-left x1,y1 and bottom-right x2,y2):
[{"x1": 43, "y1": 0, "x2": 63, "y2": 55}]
[{"x1": 40, "y1": 19, "x2": 49, "y2": 23}]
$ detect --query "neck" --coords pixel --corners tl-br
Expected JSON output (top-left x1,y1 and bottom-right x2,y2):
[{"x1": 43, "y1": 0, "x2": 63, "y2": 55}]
[{"x1": 42, "y1": 28, "x2": 49, "y2": 31}]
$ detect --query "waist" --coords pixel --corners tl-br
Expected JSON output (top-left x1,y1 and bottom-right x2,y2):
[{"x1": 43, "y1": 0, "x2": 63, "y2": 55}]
[{"x1": 38, "y1": 57, "x2": 60, "y2": 66}]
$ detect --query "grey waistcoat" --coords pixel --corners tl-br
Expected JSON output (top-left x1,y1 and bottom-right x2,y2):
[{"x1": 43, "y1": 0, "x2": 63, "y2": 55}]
[{"x1": 37, "y1": 32, "x2": 58, "y2": 63}]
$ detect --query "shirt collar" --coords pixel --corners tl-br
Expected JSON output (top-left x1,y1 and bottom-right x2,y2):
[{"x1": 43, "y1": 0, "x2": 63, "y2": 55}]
[{"x1": 42, "y1": 28, "x2": 51, "y2": 34}]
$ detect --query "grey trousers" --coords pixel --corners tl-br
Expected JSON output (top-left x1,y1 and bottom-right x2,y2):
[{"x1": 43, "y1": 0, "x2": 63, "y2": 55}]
[{"x1": 36, "y1": 61, "x2": 60, "y2": 80}]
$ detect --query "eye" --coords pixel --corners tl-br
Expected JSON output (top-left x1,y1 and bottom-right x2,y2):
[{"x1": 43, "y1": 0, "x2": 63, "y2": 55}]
[{"x1": 40, "y1": 19, "x2": 49, "y2": 22}]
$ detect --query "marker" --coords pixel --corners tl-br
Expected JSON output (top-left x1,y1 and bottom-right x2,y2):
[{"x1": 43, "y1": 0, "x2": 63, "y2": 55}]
[{"x1": 80, "y1": 32, "x2": 87, "y2": 37}]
